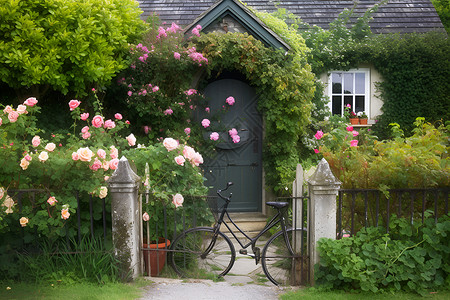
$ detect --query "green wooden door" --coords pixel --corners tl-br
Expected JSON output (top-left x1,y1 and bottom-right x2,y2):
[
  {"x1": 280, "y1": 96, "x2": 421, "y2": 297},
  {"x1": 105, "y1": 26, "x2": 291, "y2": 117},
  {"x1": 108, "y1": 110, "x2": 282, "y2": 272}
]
[{"x1": 201, "y1": 79, "x2": 262, "y2": 212}]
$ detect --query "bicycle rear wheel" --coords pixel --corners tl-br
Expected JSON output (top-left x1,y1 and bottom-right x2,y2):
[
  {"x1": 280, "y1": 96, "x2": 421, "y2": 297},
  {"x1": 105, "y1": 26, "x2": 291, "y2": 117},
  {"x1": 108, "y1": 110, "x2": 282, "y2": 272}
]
[
  {"x1": 169, "y1": 227, "x2": 235, "y2": 279},
  {"x1": 261, "y1": 228, "x2": 306, "y2": 285}
]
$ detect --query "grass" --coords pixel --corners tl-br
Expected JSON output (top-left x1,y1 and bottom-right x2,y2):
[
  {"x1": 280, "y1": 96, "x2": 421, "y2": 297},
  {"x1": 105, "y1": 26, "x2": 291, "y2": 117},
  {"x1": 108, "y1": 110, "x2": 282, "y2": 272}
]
[
  {"x1": 0, "y1": 281, "x2": 145, "y2": 300},
  {"x1": 280, "y1": 288, "x2": 450, "y2": 300}
]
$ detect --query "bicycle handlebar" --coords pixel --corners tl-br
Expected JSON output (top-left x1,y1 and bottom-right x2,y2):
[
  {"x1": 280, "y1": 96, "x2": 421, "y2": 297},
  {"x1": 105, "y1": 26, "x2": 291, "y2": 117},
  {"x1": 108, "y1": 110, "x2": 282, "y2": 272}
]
[{"x1": 217, "y1": 182, "x2": 233, "y2": 202}]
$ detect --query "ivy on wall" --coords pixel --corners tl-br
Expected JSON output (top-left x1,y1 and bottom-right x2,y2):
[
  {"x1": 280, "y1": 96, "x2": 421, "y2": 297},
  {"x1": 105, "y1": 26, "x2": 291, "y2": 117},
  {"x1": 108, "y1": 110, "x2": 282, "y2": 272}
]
[{"x1": 194, "y1": 32, "x2": 315, "y2": 194}]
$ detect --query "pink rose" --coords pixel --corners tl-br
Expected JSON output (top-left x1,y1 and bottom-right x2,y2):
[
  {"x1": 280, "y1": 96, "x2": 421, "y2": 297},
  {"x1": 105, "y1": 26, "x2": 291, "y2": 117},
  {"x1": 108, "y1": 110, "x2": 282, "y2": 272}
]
[
  {"x1": 164, "y1": 108, "x2": 173, "y2": 115},
  {"x1": 184, "y1": 127, "x2": 191, "y2": 135},
  {"x1": 0, "y1": 117, "x2": 2, "y2": 126},
  {"x1": 201, "y1": 119, "x2": 210, "y2": 128},
  {"x1": 346, "y1": 126, "x2": 353, "y2": 132},
  {"x1": 81, "y1": 126, "x2": 89, "y2": 133},
  {"x1": 45, "y1": 143, "x2": 56, "y2": 152},
  {"x1": 110, "y1": 146, "x2": 119, "y2": 159},
  {"x1": 109, "y1": 158, "x2": 119, "y2": 170},
  {"x1": 142, "y1": 212, "x2": 150, "y2": 221},
  {"x1": 77, "y1": 147, "x2": 93, "y2": 162},
  {"x1": 24, "y1": 154, "x2": 32, "y2": 161},
  {"x1": 8, "y1": 111, "x2": 19, "y2": 123},
  {"x1": 104, "y1": 119, "x2": 116, "y2": 129},
  {"x1": 68, "y1": 100, "x2": 81, "y2": 111},
  {"x1": 352, "y1": 130, "x2": 359, "y2": 137},
  {"x1": 192, "y1": 152, "x2": 203, "y2": 166},
  {"x1": 61, "y1": 208, "x2": 70, "y2": 220},
  {"x1": 126, "y1": 133, "x2": 136, "y2": 146},
  {"x1": 226, "y1": 96, "x2": 235, "y2": 106},
  {"x1": 174, "y1": 52, "x2": 181, "y2": 60},
  {"x1": 47, "y1": 196, "x2": 57, "y2": 206},
  {"x1": 82, "y1": 132, "x2": 91, "y2": 139},
  {"x1": 3, "y1": 106, "x2": 13, "y2": 114},
  {"x1": 90, "y1": 158, "x2": 102, "y2": 171},
  {"x1": 114, "y1": 113, "x2": 123, "y2": 120},
  {"x1": 205, "y1": 107, "x2": 210, "y2": 113},
  {"x1": 91, "y1": 115, "x2": 104, "y2": 128},
  {"x1": 228, "y1": 128, "x2": 238, "y2": 137},
  {"x1": 32, "y1": 136, "x2": 41, "y2": 147},
  {"x1": 210, "y1": 132, "x2": 219, "y2": 141},
  {"x1": 97, "y1": 149, "x2": 106, "y2": 159},
  {"x1": 183, "y1": 146, "x2": 195, "y2": 160},
  {"x1": 127, "y1": 91, "x2": 132, "y2": 96},
  {"x1": 38, "y1": 151, "x2": 49, "y2": 162},
  {"x1": 172, "y1": 193, "x2": 184, "y2": 208},
  {"x1": 350, "y1": 140, "x2": 359, "y2": 147},
  {"x1": 16, "y1": 105, "x2": 27, "y2": 114},
  {"x1": 163, "y1": 138, "x2": 179, "y2": 151},
  {"x1": 80, "y1": 113, "x2": 89, "y2": 121},
  {"x1": 314, "y1": 149, "x2": 320, "y2": 154},
  {"x1": 314, "y1": 130, "x2": 324, "y2": 140},
  {"x1": 23, "y1": 97, "x2": 38, "y2": 107},
  {"x1": 72, "y1": 152, "x2": 79, "y2": 161},
  {"x1": 175, "y1": 155, "x2": 185, "y2": 166},
  {"x1": 232, "y1": 135, "x2": 240, "y2": 144}
]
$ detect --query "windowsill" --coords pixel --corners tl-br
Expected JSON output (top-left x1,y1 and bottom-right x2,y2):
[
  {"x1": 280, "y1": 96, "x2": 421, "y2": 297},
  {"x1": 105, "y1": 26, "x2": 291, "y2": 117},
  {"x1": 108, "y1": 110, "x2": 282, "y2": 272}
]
[{"x1": 351, "y1": 124, "x2": 372, "y2": 128}]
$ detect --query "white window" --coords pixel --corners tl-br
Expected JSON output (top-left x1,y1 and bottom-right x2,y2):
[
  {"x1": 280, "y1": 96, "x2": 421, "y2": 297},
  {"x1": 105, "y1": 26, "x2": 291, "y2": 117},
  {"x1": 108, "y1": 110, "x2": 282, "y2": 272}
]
[{"x1": 328, "y1": 69, "x2": 370, "y2": 117}]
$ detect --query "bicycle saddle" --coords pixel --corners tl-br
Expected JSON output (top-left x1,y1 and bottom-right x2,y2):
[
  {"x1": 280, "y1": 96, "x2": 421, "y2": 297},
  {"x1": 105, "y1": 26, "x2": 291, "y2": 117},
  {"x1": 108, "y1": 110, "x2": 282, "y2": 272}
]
[{"x1": 265, "y1": 202, "x2": 289, "y2": 209}]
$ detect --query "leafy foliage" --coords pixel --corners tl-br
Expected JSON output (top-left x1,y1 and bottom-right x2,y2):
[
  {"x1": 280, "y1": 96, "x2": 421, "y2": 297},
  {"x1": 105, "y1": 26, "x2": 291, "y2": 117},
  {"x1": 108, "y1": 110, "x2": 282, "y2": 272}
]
[
  {"x1": 0, "y1": 0, "x2": 147, "y2": 98},
  {"x1": 431, "y1": 0, "x2": 450, "y2": 32},
  {"x1": 316, "y1": 214, "x2": 450, "y2": 295}
]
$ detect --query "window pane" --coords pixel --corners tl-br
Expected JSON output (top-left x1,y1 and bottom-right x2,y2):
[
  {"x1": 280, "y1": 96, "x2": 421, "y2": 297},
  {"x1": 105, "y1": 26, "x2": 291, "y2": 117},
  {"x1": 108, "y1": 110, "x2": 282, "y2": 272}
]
[
  {"x1": 344, "y1": 96, "x2": 353, "y2": 110},
  {"x1": 332, "y1": 73, "x2": 342, "y2": 94},
  {"x1": 332, "y1": 96, "x2": 342, "y2": 115},
  {"x1": 355, "y1": 73, "x2": 365, "y2": 94},
  {"x1": 343, "y1": 73, "x2": 353, "y2": 94},
  {"x1": 355, "y1": 96, "x2": 365, "y2": 113}
]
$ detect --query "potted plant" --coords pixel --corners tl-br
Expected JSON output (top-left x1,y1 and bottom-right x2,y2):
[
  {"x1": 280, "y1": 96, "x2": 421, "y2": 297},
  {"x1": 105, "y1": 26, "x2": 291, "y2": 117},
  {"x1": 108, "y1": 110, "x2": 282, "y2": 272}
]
[
  {"x1": 123, "y1": 138, "x2": 212, "y2": 276},
  {"x1": 357, "y1": 111, "x2": 368, "y2": 125},
  {"x1": 344, "y1": 104, "x2": 359, "y2": 125}
]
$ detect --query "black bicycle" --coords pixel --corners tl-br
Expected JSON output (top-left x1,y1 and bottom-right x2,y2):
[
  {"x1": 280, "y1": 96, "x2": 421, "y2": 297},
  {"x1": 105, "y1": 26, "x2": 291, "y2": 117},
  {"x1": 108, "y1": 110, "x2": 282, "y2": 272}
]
[{"x1": 169, "y1": 182, "x2": 306, "y2": 285}]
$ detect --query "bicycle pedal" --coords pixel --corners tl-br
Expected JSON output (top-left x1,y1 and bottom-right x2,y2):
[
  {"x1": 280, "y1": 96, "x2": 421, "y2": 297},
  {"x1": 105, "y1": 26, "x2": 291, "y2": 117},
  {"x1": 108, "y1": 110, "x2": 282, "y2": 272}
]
[{"x1": 239, "y1": 249, "x2": 247, "y2": 255}]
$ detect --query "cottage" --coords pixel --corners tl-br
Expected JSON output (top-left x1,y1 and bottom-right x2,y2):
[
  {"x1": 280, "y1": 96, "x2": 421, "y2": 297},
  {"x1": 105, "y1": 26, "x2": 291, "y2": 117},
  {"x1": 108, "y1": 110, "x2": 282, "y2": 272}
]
[{"x1": 137, "y1": 0, "x2": 445, "y2": 215}]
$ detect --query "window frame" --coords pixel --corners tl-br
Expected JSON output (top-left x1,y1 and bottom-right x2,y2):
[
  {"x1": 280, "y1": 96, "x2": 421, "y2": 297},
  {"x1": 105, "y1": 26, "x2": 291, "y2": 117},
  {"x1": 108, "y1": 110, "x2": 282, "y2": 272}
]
[{"x1": 327, "y1": 68, "x2": 370, "y2": 118}]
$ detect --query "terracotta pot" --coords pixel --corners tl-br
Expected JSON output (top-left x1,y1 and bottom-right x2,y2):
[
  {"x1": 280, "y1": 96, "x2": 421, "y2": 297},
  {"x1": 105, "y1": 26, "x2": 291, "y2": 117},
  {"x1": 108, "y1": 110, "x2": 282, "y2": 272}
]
[
  {"x1": 359, "y1": 118, "x2": 368, "y2": 125},
  {"x1": 142, "y1": 238, "x2": 171, "y2": 277},
  {"x1": 349, "y1": 118, "x2": 359, "y2": 125}
]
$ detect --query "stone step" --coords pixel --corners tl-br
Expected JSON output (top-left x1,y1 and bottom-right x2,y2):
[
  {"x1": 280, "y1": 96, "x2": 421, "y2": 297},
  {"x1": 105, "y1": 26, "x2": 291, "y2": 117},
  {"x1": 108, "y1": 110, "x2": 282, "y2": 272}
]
[{"x1": 220, "y1": 212, "x2": 268, "y2": 235}]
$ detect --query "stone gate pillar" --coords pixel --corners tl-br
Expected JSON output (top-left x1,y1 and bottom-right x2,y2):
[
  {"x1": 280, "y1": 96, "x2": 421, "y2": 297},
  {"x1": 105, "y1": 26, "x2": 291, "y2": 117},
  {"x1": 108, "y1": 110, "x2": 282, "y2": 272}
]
[
  {"x1": 107, "y1": 156, "x2": 141, "y2": 280},
  {"x1": 307, "y1": 158, "x2": 341, "y2": 285}
]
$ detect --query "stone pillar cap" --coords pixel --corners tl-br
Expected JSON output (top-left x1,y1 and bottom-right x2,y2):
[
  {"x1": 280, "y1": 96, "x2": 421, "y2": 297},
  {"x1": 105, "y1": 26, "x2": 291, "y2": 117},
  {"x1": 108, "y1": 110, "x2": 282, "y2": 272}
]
[
  {"x1": 307, "y1": 158, "x2": 341, "y2": 186},
  {"x1": 107, "y1": 156, "x2": 140, "y2": 184}
]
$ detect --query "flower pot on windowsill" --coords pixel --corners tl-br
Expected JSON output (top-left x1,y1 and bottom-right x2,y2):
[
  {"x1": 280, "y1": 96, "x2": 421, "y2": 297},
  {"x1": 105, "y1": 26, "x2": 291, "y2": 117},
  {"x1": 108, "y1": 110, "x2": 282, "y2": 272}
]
[
  {"x1": 142, "y1": 238, "x2": 171, "y2": 277},
  {"x1": 359, "y1": 118, "x2": 368, "y2": 125},
  {"x1": 349, "y1": 118, "x2": 359, "y2": 125}
]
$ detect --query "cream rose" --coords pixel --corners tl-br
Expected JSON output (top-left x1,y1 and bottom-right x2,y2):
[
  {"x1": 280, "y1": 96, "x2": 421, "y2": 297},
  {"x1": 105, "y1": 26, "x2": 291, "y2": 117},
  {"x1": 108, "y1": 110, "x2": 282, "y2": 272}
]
[
  {"x1": 45, "y1": 143, "x2": 56, "y2": 152},
  {"x1": 38, "y1": 151, "x2": 49, "y2": 162},
  {"x1": 163, "y1": 138, "x2": 179, "y2": 151},
  {"x1": 77, "y1": 147, "x2": 93, "y2": 162},
  {"x1": 20, "y1": 158, "x2": 29, "y2": 170},
  {"x1": 126, "y1": 133, "x2": 136, "y2": 147},
  {"x1": 19, "y1": 217, "x2": 29, "y2": 227},
  {"x1": 172, "y1": 193, "x2": 184, "y2": 208},
  {"x1": 32, "y1": 136, "x2": 41, "y2": 147},
  {"x1": 99, "y1": 186, "x2": 108, "y2": 199}
]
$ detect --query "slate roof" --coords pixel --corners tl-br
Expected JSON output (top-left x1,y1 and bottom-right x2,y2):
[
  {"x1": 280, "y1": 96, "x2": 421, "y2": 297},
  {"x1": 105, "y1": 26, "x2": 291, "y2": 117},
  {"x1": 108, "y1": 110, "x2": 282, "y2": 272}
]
[{"x1": 137, "y1": 0, "x2": 445, "y2": 34}]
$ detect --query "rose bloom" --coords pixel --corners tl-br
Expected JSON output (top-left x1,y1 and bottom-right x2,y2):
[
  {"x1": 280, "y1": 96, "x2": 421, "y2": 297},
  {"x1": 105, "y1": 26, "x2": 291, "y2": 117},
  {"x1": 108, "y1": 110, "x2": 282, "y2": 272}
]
[
  {"x1": 175, "y1": 155, "x2": 185, "y2": 166},
  {"x1": 8, "y1": 111, "x2": 19, "y2": 123},
  {"x1": 314, "y1": 149, "x2": 320, "y2": 154},
  {"x1": 91, "y1": 115, "x2": 104, "y2": 128},
  {"x1": 201, "y1": 118, "x2": 210, "y2": 128},
  {"x1": 172, "y1": 193, "x2": 184, "y2": 208},
  {"x1": 32, "y1": 136, "x2": 40, "y2": 147},
  {"x1": 114, "y1": 113, "x2": 123, "y2": 120},
  {"x1": 16, "y1": 105, "x2": 27, "y2": 114},
  {"x1": 104, "y1": 119, "x2": 116, "y2": 129},
  {"x1": 20, "y1": 158, "x2": 29, "y2": 170},
  {"x1": 346, "y1": 126, "x2": 353, "y2": 132},
  {"x1": 97, "y1": 149, "x2": 106, "y2": 159},
  {"x1": 47, "y1": 196, "x2": 58, "y2": 206},
  {"x1": 99, "y1": 186, "x2": 108, "y2": 199},
  {"x1": 81, "y1": 126, "x2": 89, "y2": 133},
  {"x1": 192, "y1": 152, "x2": 203, "y2": 166},
  {"x1": 82, "y1": 132, "x2": 91, "y2": 140},
  {"x1": 80, "y1": 113, "x2": 89, "y2": 121},
  {"x1": 232, "y1": 135, "x2": 241, "y2": 144},
  {"x1": 164, "y1": 108, "x2": 173, "y2": 115},
  {"x1": 314, "y1": 130, "x2": 324, "y2": 140},
  {"x1": 228, "y1": 128, "x2": 238, "y2": 137},
  {"x1": 163, "y1": 138, "x2": 178, "y2": 151},
  {"x1": 0, "y1": 117, "x2": 2, "y2": 126},
  {"x1": 61, "y1": 208, "x2": 70, "y2": 220},
  {"x1": 68, "y1": 100, "x2": 81, "y2": 111},
  {"x1": 174, "y1": 52, "x2": 181, "y2": 60},
  {"x1": 3, "y1": 105, "x2": 13, "y2": 114},
  {"x1": 45, "y1": 143, "x2": 56, "y2": 152},
  {"x1": 126, "y1": 133, "x2": 136, "y2": 146},
  {"x1": 19, "y1": 217, "x2": 29, "y2": 227},
  {"x1": 352, "y1": 130, "x2": 359, "y2": 137},
  {"x1": 350, "y1": 140, "x2": 359, "y2": 147},
  {"x1": 24, "y1": 154, "x2": 32, "y2": 161},
  {"x1": 109, "y1": 158, "x2": 119, "y2": 170},
  {"x1": 77, "y1": 147, "x2": 93, "y2": 162},
  {"x1": 142, "y1": 212, "x2": 150, "y2": 221},
  {"x1": 24, "y1": 97, "x2": 38, "y2": 106},
  {"x1": 152, "y1": 86, "x2": 159, "y2": 92},
  {"x1": 38, "y1": 151, "x2": 49, "y2": 162},
  {"x1": 183, "y1": 146, "x2": 195, "y2": 161},
  {"x1": 102, "y1": 161, "x2": 110, "y2": 171},
  {"x1": 210, "y1": 132, "x2": 219, "y2": 141},
  {"x1": 110, "y1": 146, "x2": 119, "y2": 159},
  {"x1": 90, "y1": 158, "x2": 102, "y2": 171},
  {"x1": 72, "y1": 152, "x2": 79, "y2": 161},
  {"x1": 226, "y1": 96, "x2": 235, "y2": 106},
  {"x1": 184, "y1": 127, "x2": 191, "y2": 135}
]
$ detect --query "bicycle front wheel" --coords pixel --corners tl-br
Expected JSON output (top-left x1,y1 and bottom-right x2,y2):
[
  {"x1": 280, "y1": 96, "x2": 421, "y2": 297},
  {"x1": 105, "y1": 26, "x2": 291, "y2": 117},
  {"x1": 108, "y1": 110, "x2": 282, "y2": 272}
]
[
  {"x1": 169, "y1": 227, "x2": 235, "y2": 279},
  {"x1": 261, "y1": 228, "x2": 306, "y2": 286}
]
